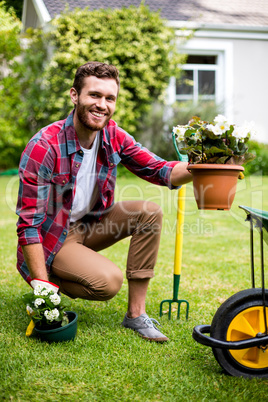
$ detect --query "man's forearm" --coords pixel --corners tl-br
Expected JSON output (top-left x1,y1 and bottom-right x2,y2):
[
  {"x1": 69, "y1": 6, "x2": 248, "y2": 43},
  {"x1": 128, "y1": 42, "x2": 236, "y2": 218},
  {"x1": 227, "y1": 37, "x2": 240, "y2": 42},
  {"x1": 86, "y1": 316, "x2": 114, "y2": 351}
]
[
  {"x1": 22, "y1": 243, "x2": 48, "y2": 281},
  {"x1": 170, "y1": 162, "x2": 192, "y2": 186}
]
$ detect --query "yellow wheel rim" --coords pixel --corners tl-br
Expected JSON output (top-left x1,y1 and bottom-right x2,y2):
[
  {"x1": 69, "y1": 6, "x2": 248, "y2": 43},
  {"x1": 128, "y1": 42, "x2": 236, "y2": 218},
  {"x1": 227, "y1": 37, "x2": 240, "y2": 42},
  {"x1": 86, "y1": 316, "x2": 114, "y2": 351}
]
[{"x1": 227, "y1": 306, "x2": 268, "y2": 369}]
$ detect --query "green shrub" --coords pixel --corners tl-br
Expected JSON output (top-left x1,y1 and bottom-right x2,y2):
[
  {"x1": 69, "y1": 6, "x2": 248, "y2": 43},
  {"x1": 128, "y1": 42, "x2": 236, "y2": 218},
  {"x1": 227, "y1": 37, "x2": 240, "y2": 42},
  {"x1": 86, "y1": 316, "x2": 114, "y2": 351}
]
[
  {"x1": 0, "y1": 5, "x2": 184, "y2": 169},
  {"x1": 43, "y1": 5, "x2": 183, "y2": 134},
  {"x1": 244, "y1": 141, "x2": 268, "y2": 175},
  {"x1": 0, "y1": 1, "x2": 21, "y2": 65},
  {"x1": 0, "y1": 30, "x2": 47, "y2": 169}
]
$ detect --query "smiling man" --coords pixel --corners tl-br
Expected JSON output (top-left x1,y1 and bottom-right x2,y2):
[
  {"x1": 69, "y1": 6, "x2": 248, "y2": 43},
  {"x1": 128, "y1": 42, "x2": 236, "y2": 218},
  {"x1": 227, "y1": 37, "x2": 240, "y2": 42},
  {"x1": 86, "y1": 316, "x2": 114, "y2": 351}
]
[{"x1": 16, "y1": 62, "x2": 192, "y2": 342}]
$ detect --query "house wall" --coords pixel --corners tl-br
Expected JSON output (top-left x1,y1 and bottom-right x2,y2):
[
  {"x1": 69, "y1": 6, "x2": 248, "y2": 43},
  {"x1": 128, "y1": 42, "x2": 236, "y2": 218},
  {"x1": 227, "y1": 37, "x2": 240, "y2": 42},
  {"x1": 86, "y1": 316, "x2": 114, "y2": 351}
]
[
  {"x1": 176, "y1": 32, "x2": 268, "y2": 143},
  {"x1": 23, "y1": 0, "x2": 40, "y2": 29},
  {"x1": 232, "y1": 38, "x2": 268, "y2": 143}
]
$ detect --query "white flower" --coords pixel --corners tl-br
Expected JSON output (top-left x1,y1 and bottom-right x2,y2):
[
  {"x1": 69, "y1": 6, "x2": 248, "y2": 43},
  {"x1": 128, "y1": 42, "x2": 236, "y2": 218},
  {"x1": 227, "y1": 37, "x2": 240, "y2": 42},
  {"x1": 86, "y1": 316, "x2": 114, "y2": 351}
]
[
  {"x1": 26, "y1": 305, "x2": 34, "y2": 315},
  {"x1": 33, "y1": 284, "x2": 43, "y2": 295},
  {"x1": 173, "y1": 125, "x2": 187, "y2": 141},
  {"x1": 44, "y1": 308, "x2": 60, "y2": 322},
  {"x1": 40, "y1": 289, "x2": 49, "y2": 296},
  {"x1": 232, "y1": 121, "x2": 256, "y2": 141},
  {"x1": 213, "y1": 114, "x2": 230, "y2": 133},
  {"x1": 34, "y1": 298, "x2": 45, "y2": 308},
  {"x1": 206, "y1": 124, "x2": 223, "y2": 136},
  {"x1": 49, "y1": 293, "x2": 61, "y2": 306}
]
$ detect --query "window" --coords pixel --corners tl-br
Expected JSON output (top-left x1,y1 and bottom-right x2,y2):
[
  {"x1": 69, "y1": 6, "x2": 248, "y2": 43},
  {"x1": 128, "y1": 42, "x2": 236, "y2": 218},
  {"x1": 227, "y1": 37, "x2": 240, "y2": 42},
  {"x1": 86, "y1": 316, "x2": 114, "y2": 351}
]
[{"x1": 176, "y1": 55, "x2": 218, "y2": 103}]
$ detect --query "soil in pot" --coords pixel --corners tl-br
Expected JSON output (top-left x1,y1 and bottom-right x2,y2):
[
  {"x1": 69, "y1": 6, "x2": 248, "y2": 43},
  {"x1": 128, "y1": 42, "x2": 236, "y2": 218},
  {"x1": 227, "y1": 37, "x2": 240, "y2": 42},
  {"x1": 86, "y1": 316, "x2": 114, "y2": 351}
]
[{"x1": 35, "y1": 321, "x2": 62, "y2": 331}]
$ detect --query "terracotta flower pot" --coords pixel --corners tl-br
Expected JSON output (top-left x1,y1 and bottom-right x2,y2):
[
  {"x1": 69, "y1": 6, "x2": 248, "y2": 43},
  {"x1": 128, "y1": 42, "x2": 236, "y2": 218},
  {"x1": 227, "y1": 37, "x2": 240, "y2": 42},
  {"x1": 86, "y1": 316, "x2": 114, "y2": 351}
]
[
  {"x1": 34, "y1": 311, "x2": 78, "y2": 342},
  {"x1": 187, "y1": 164, "x2": 244, "y2": 210}
]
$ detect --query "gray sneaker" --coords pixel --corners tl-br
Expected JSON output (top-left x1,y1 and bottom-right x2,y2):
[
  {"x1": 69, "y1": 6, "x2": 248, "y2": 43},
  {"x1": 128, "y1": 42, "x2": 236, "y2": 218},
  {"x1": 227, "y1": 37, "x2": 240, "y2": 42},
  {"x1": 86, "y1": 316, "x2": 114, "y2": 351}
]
[{"x1": 122, "y1": 313, "x2": 169, "y2": 342}]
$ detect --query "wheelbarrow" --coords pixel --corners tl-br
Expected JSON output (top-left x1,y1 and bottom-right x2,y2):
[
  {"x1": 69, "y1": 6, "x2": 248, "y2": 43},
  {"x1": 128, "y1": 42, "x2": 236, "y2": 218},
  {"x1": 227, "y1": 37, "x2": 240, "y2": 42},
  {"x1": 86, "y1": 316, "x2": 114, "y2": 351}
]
[{"x1": 192, "y1": 206, "x2": 268, "y2": 378}]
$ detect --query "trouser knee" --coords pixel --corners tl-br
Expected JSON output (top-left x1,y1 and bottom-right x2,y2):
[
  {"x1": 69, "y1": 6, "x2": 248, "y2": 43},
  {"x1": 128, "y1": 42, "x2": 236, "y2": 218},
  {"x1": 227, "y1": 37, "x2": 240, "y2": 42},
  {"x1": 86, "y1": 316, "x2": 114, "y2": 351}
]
[{"x1": 88, "y1": 269, "x2": 124, "y2": 301}]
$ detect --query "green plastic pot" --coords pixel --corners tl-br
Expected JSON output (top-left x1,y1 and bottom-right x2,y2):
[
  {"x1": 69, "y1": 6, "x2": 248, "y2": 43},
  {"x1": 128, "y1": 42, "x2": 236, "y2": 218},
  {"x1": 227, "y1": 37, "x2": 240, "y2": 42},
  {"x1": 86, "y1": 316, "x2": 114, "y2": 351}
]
[{"x1": 34, "y1": 311, "x2": 78, "y2": 342}]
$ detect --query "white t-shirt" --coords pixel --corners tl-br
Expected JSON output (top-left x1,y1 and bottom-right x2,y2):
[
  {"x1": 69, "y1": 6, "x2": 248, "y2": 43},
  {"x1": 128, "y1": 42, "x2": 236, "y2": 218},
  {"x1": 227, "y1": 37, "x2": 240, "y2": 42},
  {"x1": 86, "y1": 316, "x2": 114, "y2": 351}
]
[{"x1": 70, "y1": 132, "x2": 100, "y2": 222}]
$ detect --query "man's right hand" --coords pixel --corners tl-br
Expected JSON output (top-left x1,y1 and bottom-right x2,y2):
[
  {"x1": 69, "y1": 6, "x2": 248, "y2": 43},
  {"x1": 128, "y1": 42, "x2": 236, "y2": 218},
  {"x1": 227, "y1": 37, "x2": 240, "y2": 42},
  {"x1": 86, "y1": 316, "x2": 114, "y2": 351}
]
[{"x1": 30, "y1": 278, "x2": 59, "y2": 293}]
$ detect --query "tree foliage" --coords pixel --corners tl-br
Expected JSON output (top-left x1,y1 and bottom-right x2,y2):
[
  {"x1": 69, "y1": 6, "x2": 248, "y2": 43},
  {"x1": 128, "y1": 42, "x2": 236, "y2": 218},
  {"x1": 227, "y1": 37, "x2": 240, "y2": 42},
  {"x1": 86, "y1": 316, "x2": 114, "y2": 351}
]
[
  {"x1": 0, "y1": 30, "x2": 47, "y2": 168},
  {"x1": 0, "y1": 1, "x2": 21, "y2": 64},
  {"x1": 0, "y1": 4, "x2": 184, "y2": 168},
  {"x1": 43, "y1": 5, "x2": 183, "y2": 133},
  {"x1": 3, "y1": 0, "x2": 23, "y2": 19}
]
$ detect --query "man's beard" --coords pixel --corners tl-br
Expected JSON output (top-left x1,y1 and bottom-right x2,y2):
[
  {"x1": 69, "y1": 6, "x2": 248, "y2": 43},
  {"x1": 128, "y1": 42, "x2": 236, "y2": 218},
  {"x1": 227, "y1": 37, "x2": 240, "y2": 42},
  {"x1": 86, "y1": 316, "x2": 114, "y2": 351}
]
[{"x1": 76, "y1": 102, "x2": 111, "y2": 131}]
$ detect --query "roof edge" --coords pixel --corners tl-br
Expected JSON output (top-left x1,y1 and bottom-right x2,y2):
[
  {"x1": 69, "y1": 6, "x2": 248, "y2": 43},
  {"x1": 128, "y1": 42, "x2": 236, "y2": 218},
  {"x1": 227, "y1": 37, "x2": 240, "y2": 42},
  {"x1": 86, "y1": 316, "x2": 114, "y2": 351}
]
[
  {"x1": 32, "y1": 0, "x2": 51, "y2": 25},
  {"x1": 167, "y1": 20, "x2": 268, "y2": 33}
]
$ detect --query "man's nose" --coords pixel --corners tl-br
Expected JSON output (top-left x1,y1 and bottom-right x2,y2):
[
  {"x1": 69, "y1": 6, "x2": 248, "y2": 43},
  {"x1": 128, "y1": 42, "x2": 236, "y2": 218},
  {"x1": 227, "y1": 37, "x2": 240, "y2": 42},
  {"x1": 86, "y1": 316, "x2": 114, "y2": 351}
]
[{"x1": 96, "y1": 97, "x2": 106, "y2": 109}]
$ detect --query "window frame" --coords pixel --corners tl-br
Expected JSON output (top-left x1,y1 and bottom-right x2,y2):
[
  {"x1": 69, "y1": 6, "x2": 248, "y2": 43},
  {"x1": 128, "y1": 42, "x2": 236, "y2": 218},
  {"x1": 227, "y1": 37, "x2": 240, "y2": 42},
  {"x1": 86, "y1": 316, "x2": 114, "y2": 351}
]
[
  {"x1": 176, "y1": 60, "x2": 218, "y2": 102},
  {"x1": 168, "y1": 39, "x2": 234, "y2": 119}
]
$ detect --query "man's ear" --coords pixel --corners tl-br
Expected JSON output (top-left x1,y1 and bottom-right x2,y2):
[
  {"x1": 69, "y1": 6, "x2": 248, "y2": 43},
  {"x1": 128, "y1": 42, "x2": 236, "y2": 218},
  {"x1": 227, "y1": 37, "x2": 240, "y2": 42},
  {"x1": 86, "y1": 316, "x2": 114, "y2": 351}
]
[{"x1": 70, "y1": 87, "x2": 78, "y2": 105}]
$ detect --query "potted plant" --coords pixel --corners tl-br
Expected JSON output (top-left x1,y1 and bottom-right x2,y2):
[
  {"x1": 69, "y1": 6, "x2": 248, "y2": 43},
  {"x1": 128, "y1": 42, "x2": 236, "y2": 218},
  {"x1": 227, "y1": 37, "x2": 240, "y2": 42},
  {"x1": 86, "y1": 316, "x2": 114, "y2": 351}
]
[
  {"x1": 173, "y1": 115, "x2": 255, "y2": 210},
  {"x1": 23, "y1": 283, "x2": 78, "y2": 342}
]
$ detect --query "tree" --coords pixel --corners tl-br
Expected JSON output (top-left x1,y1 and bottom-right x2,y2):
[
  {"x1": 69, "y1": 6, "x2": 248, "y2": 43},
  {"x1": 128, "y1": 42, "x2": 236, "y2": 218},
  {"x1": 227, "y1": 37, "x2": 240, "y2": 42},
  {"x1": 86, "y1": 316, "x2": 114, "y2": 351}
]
[
  {"x1": 2, "y1": 0, "x2": 23, "y2": 19},
  {"x1": 0, "y1": 30, "x2": 47, "y2": 168},
  {"x1": 0, "y1": 1, "x2": 21, "y2": 65},
  {"x1": 0, "y1": 5, "x2": 184, "y2": 168},
  {"x1": 43, "y1": 5, "x2": 183, "y2": 134}
]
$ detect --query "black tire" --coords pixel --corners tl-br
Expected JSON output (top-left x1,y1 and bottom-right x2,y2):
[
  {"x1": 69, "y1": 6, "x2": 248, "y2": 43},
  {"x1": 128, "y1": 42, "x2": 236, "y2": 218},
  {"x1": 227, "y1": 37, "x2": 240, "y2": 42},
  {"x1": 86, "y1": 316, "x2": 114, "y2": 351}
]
[{"x1": 210, "y1": 288, "x2": 268, "y2": 378}]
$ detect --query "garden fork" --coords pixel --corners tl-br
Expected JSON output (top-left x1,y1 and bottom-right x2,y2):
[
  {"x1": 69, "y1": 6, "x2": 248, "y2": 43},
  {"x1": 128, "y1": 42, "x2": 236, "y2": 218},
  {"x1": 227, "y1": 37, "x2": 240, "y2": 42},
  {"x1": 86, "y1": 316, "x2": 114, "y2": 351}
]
[
  {"x1": 159, "y1": 184, "x2": 189, "y2": 319},
  {"x1": 159, "y1": 134, "x2": 189, "y2": 319}
]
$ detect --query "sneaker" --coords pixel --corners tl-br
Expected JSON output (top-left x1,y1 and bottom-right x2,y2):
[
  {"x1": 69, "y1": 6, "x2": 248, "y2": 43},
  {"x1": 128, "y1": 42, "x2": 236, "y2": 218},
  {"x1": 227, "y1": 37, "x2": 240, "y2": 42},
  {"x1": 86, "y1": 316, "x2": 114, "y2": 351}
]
[{"x1": 121, "y1": 313, "x2": 169, "y2": 342}]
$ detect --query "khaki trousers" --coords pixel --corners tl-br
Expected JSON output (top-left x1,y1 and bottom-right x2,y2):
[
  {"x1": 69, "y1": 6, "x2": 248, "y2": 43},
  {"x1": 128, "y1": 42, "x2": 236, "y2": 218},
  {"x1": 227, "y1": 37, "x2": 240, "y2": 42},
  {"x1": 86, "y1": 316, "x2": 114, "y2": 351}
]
[{"x1": 50, "y1": 201, "x2": 163, "y2": 301}]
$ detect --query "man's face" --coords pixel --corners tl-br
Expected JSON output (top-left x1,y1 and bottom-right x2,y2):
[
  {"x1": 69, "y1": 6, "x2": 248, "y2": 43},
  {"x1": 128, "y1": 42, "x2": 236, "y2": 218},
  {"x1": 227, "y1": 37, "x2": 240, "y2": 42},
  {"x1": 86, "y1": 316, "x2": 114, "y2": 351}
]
[{"x1": 71, "y1": 76, "x2": 118, "y2": 132}]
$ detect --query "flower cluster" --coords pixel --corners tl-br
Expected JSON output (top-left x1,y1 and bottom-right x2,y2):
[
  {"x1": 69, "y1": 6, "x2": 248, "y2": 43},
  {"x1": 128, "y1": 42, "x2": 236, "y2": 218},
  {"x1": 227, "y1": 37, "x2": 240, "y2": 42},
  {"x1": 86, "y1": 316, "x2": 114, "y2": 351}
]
[
  {"x1": 173, "y1": 115, "x2": 256, "y2": 165},
  {"x1": 23, "y1": 285, "x2": 71, "y2": 327}
]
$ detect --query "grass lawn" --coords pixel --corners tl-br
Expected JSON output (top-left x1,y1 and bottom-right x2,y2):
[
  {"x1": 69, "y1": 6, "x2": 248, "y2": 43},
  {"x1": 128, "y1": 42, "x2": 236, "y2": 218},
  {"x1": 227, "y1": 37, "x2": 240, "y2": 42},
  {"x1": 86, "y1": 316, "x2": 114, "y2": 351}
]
[{"x1": 0, "y1": 173, "x2": 268, "y2": 401}]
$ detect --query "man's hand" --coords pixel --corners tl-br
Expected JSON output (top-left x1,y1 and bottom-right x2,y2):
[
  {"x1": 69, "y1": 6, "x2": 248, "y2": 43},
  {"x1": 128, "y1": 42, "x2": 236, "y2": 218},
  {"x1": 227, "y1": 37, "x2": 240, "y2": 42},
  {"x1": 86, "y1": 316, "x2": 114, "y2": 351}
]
[
  {"x1": 30, "y1": 278, "x2": 59, "y2": 294},
  {"x1": 170, "y1": 162, "x2": 192, "y2": 187}
]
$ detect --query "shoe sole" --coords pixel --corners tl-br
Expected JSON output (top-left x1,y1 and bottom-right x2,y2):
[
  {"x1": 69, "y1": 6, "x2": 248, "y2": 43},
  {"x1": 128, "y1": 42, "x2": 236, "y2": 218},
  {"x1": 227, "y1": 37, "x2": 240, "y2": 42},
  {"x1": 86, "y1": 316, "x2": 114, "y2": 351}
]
[{"x1": 140, "y1": 334, "x2": 169, "y2": 342}]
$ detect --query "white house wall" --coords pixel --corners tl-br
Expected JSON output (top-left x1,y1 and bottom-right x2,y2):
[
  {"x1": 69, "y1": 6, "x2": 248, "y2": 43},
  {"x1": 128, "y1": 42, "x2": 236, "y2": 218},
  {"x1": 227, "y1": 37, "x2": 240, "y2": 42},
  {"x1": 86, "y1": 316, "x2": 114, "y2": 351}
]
[
  {"x1": 22, "y1": 0, "x2": 40, "y2": 29},
  {"x1": 232, "y1": 38, "x2": 268, "y2": 144},
  {"x1": 177, "y1": 33, "x2": 268, "y2": 143}
]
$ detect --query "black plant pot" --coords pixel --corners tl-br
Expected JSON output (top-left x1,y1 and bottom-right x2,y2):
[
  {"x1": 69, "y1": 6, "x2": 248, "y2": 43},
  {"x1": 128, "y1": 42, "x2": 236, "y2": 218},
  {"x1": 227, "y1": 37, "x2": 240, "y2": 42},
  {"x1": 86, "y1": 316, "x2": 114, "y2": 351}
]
[{"x1": 34, "y1": 311, "x2": 78, "y2": 342}]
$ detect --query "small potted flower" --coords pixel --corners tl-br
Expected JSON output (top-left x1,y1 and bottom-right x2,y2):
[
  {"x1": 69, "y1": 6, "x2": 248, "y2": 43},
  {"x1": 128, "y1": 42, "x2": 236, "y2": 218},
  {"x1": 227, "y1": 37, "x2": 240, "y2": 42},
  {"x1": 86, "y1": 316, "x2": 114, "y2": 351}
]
[
  {"x1": 173, "y1": 115, "x2": 256, "y2": 210},
  {"x1": 23, "y1": 281, "x2": 78, "y2": 342}
]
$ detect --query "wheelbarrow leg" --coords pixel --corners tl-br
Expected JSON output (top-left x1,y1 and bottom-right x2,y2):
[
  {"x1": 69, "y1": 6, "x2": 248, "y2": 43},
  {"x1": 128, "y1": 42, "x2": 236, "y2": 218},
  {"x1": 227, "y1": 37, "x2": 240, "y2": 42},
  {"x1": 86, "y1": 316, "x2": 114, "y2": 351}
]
[{"x1": 160, "y1": 185, "x2": 189, "y2": 319}]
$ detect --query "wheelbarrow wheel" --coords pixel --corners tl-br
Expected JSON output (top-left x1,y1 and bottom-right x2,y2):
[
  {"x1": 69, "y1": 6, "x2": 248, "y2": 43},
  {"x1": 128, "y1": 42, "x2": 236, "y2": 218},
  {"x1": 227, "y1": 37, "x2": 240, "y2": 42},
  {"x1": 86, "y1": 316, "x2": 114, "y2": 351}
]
[{"x1": 210, "y1": 288, "x2": 268, "y2": 378}]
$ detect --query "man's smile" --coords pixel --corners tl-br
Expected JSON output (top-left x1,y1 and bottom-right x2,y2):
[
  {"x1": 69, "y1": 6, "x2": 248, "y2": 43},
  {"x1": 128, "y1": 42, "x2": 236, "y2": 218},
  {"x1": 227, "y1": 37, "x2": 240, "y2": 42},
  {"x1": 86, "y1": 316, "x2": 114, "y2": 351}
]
[{"x1": 90, "y1": 111, "x2": 106, "y2": 118}]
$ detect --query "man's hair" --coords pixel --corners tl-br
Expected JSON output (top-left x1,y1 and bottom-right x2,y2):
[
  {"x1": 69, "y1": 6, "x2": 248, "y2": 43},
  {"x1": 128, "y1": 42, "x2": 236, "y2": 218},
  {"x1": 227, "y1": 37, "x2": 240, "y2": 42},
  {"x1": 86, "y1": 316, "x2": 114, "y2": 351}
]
[{"x1": 72, "y1": 61, "x2": 120, "y2": 95}]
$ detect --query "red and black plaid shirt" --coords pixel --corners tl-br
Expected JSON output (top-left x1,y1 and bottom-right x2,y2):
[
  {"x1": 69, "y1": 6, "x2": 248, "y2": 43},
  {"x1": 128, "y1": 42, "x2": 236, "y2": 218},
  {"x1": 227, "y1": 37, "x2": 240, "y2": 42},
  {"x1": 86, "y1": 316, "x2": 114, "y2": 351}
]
[{"x1": 16, "y1": 110, "x2": 179, "y2": 284}]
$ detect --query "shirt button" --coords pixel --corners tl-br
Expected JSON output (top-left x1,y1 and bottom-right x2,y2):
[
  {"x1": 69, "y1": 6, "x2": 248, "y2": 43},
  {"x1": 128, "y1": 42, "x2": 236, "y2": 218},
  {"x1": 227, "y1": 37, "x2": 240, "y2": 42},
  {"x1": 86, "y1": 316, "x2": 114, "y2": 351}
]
[
  {"x1": 53, "y1": 251, "x2": 56, "y2": 255},
  {"x1": 110, "y1": 163, "x2": 114, "y2": 166},
  {"x1": 76, "y1": 164, "x2": 79, "y2": 168},
  {"x1": 63, "y1": 231, "x2": 67, "y2": 236},
  {"x1": 62, "y1": 180, "x2": 66, "y2": 184}
]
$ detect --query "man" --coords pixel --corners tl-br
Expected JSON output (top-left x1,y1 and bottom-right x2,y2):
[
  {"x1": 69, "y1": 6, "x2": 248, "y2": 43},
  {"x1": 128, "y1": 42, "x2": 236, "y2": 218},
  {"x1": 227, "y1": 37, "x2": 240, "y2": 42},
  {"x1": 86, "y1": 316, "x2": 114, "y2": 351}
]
[{"x1": 16, "y1": 61, "x2": 192, "y2": 342}]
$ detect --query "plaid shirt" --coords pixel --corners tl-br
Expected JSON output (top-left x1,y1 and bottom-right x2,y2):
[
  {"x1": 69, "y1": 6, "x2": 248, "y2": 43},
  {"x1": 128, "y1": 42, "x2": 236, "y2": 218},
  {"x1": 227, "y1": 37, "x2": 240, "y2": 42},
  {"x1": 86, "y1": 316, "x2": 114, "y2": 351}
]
[{"x1": 16, "y1": 110, "x2": 179, "y2": 284}]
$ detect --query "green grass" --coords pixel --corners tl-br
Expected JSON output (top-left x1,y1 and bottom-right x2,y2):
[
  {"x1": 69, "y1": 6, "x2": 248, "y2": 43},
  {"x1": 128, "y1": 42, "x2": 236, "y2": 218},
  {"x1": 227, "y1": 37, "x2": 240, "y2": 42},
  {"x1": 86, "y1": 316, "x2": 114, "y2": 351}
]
[{"x1": 0, "y1": 174, "x2": 268, "y2": 401}]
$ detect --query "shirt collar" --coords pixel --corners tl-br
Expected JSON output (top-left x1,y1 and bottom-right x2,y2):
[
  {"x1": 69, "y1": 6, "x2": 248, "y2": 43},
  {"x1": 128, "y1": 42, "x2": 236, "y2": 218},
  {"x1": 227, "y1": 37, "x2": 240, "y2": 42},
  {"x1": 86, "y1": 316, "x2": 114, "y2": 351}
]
[{"x1": 64, "y1": 110, "x2": 81, "y2": 155}]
